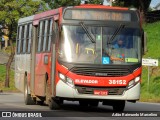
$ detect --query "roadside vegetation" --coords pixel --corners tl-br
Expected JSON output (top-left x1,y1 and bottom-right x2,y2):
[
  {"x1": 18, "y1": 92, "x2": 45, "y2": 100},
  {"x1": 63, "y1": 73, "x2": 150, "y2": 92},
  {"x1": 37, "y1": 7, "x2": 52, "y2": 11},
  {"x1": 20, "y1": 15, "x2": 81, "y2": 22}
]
[
  {"x1": 140, "y1": 21, "x2": 160, "y2": 102},
  {"x1": 0, "y1": 64, "x2": 17, "y2": 92}
]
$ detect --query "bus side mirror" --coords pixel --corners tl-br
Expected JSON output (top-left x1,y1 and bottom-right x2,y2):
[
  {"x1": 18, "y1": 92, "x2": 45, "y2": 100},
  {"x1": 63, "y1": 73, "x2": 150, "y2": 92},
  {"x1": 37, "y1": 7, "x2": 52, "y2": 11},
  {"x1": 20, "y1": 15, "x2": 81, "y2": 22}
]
[
  {"x1": 142, "y1": 30, "x2": 147, "y2": 55},
  {"x1": 44, "y1": 55, "x2": 49, "y2": 65}
]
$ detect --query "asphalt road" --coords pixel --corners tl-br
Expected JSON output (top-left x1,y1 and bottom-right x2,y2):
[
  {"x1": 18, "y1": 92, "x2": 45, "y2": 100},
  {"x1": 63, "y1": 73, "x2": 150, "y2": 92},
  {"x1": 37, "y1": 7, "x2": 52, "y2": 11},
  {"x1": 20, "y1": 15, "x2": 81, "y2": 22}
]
[{"x1": 0, "y1": 92, "x2": 160, "y2": 120}]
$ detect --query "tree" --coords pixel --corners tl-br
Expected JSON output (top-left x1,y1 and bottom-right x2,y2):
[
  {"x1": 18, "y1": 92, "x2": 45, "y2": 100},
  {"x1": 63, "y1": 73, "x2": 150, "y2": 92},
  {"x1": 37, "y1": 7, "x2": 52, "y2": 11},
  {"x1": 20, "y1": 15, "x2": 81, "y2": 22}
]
[
  {"x1": 43, "y1": 0, "x2": 105, "y2": 9},
  {"x1": 0, "y1": 0, "x2": 47, "y2": 87},
  {"x1": 113, "y1": 0, "x2": 151, "y2": 11},
  {"x1": 43, "y1": 0, "x2": 81, "y2": 9},
  {"x1": 113, "y1": 0, "x2": 152, "y2": 21},
  {"x1": 88, "y1": 0, "x2": 103, "y2": 4},
  {"x1": 42, "y1": 0, "x2": 54, "y2": 9}
]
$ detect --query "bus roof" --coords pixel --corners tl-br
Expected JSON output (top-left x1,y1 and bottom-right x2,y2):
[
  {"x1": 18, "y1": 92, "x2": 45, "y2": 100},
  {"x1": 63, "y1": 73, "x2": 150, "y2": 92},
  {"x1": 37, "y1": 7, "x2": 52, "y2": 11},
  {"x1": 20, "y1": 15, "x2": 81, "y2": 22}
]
[
  {"x1": 33, "y1": 8, "x2": 59, "y2": 21},
  {"x1": 18, "y1": 4, "x2": 133, "y2": 25},
  {"x1": 18, "y1": 9, "x2": 60, "y2": 25},
  {"x1": 74, "y1": 4, "x2": 129, "y2": 11},
  {"x1": 18, "y1": 15, "x2": 34, "y2": 25}
]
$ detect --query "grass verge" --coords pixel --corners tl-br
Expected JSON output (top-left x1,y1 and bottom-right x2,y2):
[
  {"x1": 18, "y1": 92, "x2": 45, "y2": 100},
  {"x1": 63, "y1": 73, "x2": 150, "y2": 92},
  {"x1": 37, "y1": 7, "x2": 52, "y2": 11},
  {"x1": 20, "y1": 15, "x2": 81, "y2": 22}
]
[{"x1": 140, "y1": 21, "x2": 160, "y2": 102}]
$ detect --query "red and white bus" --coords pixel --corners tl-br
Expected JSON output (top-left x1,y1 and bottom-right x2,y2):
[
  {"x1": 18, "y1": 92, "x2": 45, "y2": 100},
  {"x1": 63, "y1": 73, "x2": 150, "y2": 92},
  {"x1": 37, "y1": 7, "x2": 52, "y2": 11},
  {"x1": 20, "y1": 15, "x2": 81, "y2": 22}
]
[{"x1": 15, "y1": 4, "x2": 143, "y2": 111}]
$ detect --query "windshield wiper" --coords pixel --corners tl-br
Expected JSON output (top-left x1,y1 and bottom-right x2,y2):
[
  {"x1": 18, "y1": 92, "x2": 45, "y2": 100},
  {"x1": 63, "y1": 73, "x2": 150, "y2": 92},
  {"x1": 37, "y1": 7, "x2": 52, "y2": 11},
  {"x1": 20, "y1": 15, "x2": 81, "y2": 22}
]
[
  {"x1": 79, "y1": 22, "x2": 96, "y2": 43},
  {"x1": 107, "y1": 24, "x2": 125, "y2": 44}
]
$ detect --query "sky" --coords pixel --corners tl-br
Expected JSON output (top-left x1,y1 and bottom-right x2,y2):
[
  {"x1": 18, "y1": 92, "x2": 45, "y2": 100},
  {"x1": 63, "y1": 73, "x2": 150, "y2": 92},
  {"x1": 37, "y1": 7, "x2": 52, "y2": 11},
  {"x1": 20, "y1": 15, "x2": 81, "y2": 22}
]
[{"x1": 150, "y1": 0, "x2": 160, "y2": 8}]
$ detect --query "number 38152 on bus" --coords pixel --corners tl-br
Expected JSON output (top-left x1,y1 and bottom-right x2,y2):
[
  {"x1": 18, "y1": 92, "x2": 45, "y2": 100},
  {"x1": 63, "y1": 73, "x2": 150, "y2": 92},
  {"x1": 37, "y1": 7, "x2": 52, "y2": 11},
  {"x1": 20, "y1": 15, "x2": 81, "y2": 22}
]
[{"x1": 108, "y1": 80, "x2": 127, "y2": 85}]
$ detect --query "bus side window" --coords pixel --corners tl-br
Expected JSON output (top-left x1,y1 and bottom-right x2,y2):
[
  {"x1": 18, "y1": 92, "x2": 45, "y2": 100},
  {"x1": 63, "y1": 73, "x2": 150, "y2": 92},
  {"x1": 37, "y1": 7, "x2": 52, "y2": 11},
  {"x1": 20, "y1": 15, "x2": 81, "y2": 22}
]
[
  {"x1": 17, "y1": 26, "x2": 24, "y2": 54},
  {"x1": 43, "y1": 20, "x2": 49, "y2": 52},
  {"x1": 47, "y1": 19, "x2": 53, "y2": 51},
  {"x1": 41, "y1": 21, "x2": 45, "y2": 52},
  {"x1": 22, "y1": 25, "x2": 28, "y2": 53},
  {"x1": 27, "y1": 24, "x2": 32, "y2": 53},
  {"x1": 45, "y1": 19, "x2": 51, "y2": 51},
  {"x1": 20, "y1": 26, "x2": 25, "y2": 54},
  {"x1": 37, "y1": 21, "x2": 45, "y2": 52},
  {"x1": 16, "y1": 26, "x2": 20, "y2": 54}
]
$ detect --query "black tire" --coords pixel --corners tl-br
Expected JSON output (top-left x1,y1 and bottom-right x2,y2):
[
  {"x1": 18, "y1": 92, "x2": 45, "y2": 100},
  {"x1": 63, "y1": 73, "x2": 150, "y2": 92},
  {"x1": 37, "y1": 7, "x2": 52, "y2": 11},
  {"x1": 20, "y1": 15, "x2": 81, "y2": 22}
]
[
  {"x1": 36, "y1": 100, "x2": 44, "y2": 105},
  {"x1": 89, "y1": 101, "x2": 99, "y2": 107},
  {"x1": 112, "y1": 100, "x2": 125, "y2": 112},
  {"x1": 24, "y1": 76, "x2": 35, "y2": 105},
  {"x1": 49, "y1": 99, "x2": 60, "y2": 110},
  {"x1": 79, "y1": 100, "x2": 89, "y2": 107},
  {"x1": 45, "y1": 81, "x2": 60, "y2": 110}
]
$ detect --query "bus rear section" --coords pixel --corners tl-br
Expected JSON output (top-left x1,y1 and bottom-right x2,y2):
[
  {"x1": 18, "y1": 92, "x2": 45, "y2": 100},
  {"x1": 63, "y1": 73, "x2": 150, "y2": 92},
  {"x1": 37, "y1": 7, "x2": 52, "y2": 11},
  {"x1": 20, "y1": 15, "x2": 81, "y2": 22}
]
[{"x1": 15, "y1": 4, "x2": 143, "y2": 111}]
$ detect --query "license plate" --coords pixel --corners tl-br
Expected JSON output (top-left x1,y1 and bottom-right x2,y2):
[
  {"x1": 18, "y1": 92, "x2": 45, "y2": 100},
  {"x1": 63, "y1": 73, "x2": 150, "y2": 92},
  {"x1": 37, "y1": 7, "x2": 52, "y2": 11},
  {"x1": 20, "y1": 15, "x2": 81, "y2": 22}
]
[{"x1": 94, "y1": 90, "x2": 108, "y2": 95}]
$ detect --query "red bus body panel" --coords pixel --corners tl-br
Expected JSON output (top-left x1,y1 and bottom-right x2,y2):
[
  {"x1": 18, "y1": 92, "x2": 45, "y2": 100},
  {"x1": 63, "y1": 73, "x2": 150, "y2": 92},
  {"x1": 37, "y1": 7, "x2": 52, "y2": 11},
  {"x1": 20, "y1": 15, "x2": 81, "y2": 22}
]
[{"x1": 34, "y1": 53, "x2": 51, "y2": 96}]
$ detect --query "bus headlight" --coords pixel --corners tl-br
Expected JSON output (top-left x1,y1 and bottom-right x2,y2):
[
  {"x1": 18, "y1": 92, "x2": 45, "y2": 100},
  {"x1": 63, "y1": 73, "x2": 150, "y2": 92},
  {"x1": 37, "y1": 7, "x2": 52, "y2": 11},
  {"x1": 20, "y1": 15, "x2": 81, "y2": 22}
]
[
  {"x1": 59, "y1": 73, "x2": 74, "y2": 88},
  {"x1": 66, "y1": 77, "x2": 74, "y2": 88},
  {"x1": 128, "y1": 76, "x2": 140, "y2": 89},
  {"x1": 59, "y1": 73, "x2": 66, "y2": 82}
]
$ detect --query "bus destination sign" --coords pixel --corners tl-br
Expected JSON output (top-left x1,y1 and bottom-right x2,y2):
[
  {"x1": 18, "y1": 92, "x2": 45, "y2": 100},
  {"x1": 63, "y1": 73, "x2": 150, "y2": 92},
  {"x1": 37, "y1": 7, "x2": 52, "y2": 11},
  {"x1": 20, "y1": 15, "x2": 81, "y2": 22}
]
[{"x1": 64, "y1": 9, "x2": 132, "y2": 21}]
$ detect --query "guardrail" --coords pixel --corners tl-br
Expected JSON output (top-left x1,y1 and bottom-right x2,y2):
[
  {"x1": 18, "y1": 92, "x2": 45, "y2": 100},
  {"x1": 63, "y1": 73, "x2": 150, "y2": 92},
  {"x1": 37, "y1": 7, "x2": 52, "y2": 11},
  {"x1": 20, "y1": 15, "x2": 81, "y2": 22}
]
[{"x1": 145, "y1": 10, "x2": 160, "y2": 23}]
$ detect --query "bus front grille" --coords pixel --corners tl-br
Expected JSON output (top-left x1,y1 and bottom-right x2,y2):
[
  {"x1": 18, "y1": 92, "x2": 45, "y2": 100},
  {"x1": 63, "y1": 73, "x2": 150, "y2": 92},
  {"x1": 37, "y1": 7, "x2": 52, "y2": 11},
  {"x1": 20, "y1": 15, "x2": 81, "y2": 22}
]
[{"x1": 70, "y1": 67, "x2": 130, "y2": 77}]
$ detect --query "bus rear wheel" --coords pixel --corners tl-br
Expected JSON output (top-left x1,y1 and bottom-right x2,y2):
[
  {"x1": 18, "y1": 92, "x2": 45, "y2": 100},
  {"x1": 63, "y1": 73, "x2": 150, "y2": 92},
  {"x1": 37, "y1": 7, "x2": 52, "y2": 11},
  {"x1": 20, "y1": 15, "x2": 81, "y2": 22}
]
[
  {"x1": 24, "y1": 76, "x2": 35, "y2": 105},
  {"x1": 112, "y1": 100, "x2": 125, "y2": 112}
]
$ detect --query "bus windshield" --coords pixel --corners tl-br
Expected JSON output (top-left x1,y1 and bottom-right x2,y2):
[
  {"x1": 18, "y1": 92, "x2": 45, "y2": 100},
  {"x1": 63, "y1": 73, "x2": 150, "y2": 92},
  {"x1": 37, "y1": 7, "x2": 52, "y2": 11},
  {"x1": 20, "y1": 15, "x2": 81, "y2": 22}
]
[{"x1": 58, "y1": 25, "x2": 141, "y2": 65}]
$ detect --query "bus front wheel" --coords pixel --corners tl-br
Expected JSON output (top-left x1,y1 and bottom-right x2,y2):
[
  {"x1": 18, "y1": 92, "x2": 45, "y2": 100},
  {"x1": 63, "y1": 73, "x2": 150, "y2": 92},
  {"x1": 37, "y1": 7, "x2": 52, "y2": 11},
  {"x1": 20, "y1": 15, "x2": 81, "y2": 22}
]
[
  {"x1": 45, "y1": 81, "x2": 60, "y2": 110},
  {"x1": 89, "y1": 101, "x2": 99, "y2": 107},
  {"x1": 112, "y1": 100, "x2": 125, "y2": 112},
  {"x1": 49, "y1": 99, "x2": 61, "y2": 110}
]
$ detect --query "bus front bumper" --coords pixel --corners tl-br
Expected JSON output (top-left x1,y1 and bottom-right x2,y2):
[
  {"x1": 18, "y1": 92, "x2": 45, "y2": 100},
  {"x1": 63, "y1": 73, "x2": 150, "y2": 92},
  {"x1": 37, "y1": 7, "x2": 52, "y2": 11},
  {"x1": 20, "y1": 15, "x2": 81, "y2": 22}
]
[{"x1": 56, "y1": 80, "x2": 140, "y2": 100}]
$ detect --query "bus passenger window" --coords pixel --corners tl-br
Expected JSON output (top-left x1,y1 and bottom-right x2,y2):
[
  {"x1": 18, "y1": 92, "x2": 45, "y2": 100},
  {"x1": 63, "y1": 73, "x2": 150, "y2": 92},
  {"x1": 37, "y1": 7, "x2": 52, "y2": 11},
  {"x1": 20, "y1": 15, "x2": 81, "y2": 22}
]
[
  {"x1": 26, "y1": 24, "x2": 29, "y2": 53},
  {"x1": 22, "y1": 25, "x2": 28, "y2": 53},
  {"x1": 20, "y1": 26, "x2": 25, "y2": 54},
  {"x1": 27, "y1": 24, "x2": 32, "y2": 53},
  {"x1": 43, "y1": 20, "x2": 49, "y2": 52},
  {"x1": 47, "y1": 19, "x2": 53, "y2": 51},
  {"x1": 37, "y1": 21, "x2": 45, "y2": 52},
  {"x1": 41, "y1": 21, "x2": 45, "y2": 52},
  {"x1": 46, "y1": 20, "x2": 50, "y2": 51},
  {"x1": 16, "y1": 27, "x2": 20, "y2": 54}
]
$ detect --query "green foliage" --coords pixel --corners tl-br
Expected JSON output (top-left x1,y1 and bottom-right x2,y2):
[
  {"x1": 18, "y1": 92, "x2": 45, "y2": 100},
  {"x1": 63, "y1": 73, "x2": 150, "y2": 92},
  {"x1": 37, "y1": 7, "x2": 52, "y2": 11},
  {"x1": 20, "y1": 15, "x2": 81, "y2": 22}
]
[
  {"x1": 88, "y1": 0, "x2": 103, "y2": 4},
  {"x1": 140, "y1": 21, "x2": 160, "y2": 102},
  {"x1": 113, "y1": 0, "x2": 124, "y2": 7},
  {"x1": 0, "y1": 0, "x2": 48, "y2": 89},
  {"x1": 113, "y1": 0, "x2": 151, "y2": 12},
  {"x1": 0, "y1": 0, "x2": 47, "y2": 41},
  {"x1": 143, "y1": 22, "x2": 160, "y2": 58},
  {"x1": 42, "y1": 0, "x2": 54, "y2": 9},
  {"x1": 51, "y1": 0, "x2": 81, "y2": 9},
  {"x1": 45, "y1": 0, "x2": 103, "y2": 9}
]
